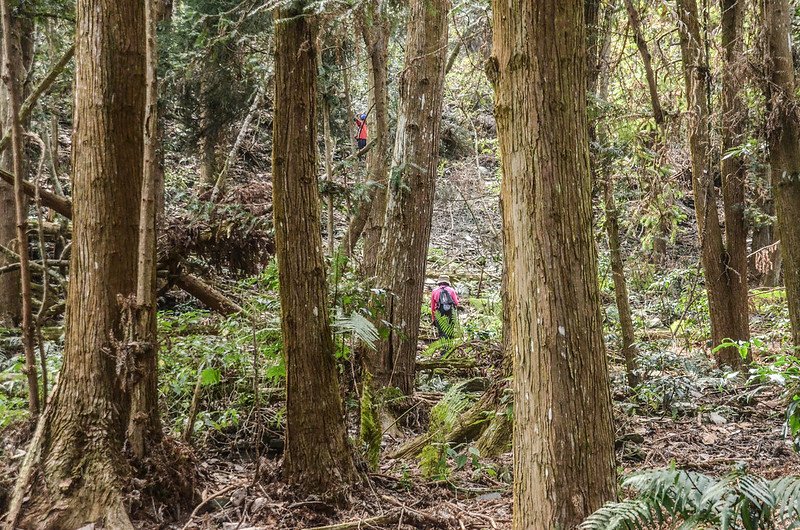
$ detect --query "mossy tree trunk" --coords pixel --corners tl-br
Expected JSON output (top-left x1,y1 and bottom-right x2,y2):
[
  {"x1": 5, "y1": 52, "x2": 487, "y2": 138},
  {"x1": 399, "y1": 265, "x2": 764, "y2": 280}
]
[
  {"x1": 490, "y1": 0, "x2": 618, "y2": 527},
  {"x1": 272, "y1": 1, "x2": 360, "y2": 498}
]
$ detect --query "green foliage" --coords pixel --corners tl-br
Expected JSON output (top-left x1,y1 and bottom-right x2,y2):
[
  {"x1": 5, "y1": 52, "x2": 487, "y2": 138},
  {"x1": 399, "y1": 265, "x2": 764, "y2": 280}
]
[
  {"x1": 359, "y1": 372, "x2": 382, "y2": 471},
  {"x1": 713, "y1": 338, "x2": 765, "y2": 364},
  {"x1": 418, "y1": 386, "x2": 475, "y2": 479},
  {"x1": 581, "y1": 468, "x2": 800, "y2": 530},
  {"x1": 747, "y1": 349, "x2": 800, "y2": 451},
  {"x1": 333, "y1": 310, "x2": 380, "y2": 351}
]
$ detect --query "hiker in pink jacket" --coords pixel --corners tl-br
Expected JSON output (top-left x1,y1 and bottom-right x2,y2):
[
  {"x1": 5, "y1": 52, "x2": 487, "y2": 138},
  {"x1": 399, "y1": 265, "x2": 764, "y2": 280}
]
[{"x1": 431, "y1": 275, "x2": 460, "y2": 339}]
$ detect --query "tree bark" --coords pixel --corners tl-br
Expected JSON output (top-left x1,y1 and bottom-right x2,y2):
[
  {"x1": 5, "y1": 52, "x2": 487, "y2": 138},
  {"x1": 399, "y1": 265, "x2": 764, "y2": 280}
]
[
  {"x1": 0, "y1": 12, "x2": 33, "y2": 328},
  {"x1": 0, "y1": 2, "x2": 38, "y2": 415},
  {"x1": 719, "y1": 0, "x2": 751, "y2": 348},
  {"x1": 7, "y1": 0, "x2": 145, "y2": 526},
  {"x1": 676, "y1": 0, "x2": 748, "y2": 365},
  {"x1": 371, "y1": 0, "x2": 449, "y2": 395},
  {"x1": 764, "y1": 0, "x2": 800, "y2": 347},
  {"x1": 128, "y1": 0, "x2": 163, "y2": 461},
  {"x1": 272, "y1": 2, "x2": 360, "y2": 497},
  {"x1": 340, "y1": 0, "x2": 390, "y2": 267},
  {"x1": 490, "y1": 0, "x2": 617, "y2": 527}
]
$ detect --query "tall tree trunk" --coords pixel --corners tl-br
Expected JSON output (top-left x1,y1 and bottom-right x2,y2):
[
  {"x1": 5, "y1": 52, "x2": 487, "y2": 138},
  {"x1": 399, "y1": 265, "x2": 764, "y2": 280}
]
[
  {"x1": 676, "y1": 0, "x2": 748, "y2": 365},
  {"x1": 719, "y1": 0, "x2": 750, "y2": 346},
  {"x1": 764, "y1": 0, "x2": 800, "y2": 347},
  {"x1": 371, "y1": 0, "x2": 449, "y2": 395},
  {"x1": 272, "y1": 2, "x2": 360, "y2": 497},
  {"x1": 0, "y1": 13, "x2": 32, "y2": 328},
  {"x1": 490, "y1": 0, "x2": 617, "y2": 527},
  {"x1": 7, "y1": 0, "x2": 146, "y2": 527},
  {"x1": 128, "y1": 0, "x2": 163, "y2": 461},
  {"x1": 0, "y1": 4, "x2": 38, "y2": 414},
  {"x1": 340, "y1": 0, "x2": 390, "y2": 267}
]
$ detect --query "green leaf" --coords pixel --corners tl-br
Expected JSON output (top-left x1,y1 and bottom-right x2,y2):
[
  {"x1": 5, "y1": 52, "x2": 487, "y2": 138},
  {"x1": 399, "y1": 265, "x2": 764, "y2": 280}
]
[{"x1": 200, "y1": 367, "x2": 221, "y2": 386}]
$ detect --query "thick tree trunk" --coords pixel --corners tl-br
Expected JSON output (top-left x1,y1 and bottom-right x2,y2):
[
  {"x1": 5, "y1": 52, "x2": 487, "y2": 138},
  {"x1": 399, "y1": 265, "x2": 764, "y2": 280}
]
[
  {"x1": 340, "y1": 1, "x2": 390, "y2": 267},
  {"x1": 272, "y1": 2, "x2": 360, "y2": 497},
  {"x1": 7, "y1": 0, "x2": 146, "y2": 527},
  {"x1": 371, "y1": 0, "x2": 449, "y2": 395},
  {"x1": 764, "y1": 0, "x2": 800, "y2": 347},
  {"x1": 490, "y1": 0, "x2": 617, "y2": 527},
  {"x1": 676, "y1": 0, "x2": 748, "y2": 364}
]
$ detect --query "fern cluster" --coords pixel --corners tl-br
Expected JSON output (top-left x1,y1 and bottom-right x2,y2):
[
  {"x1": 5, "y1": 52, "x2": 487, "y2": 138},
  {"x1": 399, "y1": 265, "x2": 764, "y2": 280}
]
[{"x1": 581, "y1": 468, "x2": 800, "y2": 529}]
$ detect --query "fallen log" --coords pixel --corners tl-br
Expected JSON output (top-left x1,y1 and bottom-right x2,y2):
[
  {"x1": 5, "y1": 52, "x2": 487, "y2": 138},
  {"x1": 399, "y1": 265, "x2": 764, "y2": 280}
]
[
  {"x1": 416, "y1": 358, "x2": 477, "y2": 371},
  {"x1": 388, "y1": 383, "x2": 503, "y2": 460},
  {"x1": 173, "y1": 273, "x2": 244, "y2": 316},
  {"x1": 1, "y1": 177, "x2": 243, "y2": 315},
  {"x1": 0, "y1": 169, "x2": 72, "y2": 218}
]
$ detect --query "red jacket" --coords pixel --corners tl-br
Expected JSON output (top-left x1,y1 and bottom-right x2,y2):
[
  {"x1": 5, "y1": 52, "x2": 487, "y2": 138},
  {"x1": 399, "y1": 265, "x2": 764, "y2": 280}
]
[
  {"x1": 431, "y1": 285, "x2": 460, "y2": 321},
  {"x1": 354, "y1": 118, "x2": 368, "y2": 140}
]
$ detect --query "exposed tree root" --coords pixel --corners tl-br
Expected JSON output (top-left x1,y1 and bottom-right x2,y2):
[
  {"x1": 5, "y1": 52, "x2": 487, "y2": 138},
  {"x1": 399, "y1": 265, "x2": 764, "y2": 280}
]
[{"x1": 6, "y1": 400, "x2": 135, "y2": 530}]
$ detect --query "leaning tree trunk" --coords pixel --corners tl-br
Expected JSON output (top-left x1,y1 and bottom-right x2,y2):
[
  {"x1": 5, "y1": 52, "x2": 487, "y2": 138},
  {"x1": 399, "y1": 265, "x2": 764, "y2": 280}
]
[
  {"x1": 371, "y1": 0, "x2": 449, "y2": 395},
  {"x1": 764, "y1": 0, "x2": 800, "y2": 347},
  {"x1": 676, "y1": 0, "x2": 748, "y2": 365},
  {"x1": 6, "y1": 0, "x2": 146, "y2": 527},
  {"x1": 623, "y1": 0, "x2": 672, "y2": 260},
  {"x1": 272, "y1": 2, "x2": 360, "y2": 498},
  {"x1": 489, "y1": 0, "x2": 617, "y2": 527}
]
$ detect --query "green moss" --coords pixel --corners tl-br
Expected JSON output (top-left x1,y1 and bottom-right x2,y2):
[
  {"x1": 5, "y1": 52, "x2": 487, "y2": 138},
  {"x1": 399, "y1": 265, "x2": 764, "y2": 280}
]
[{"x1": 359, "y1": 372, "x2": 381, "y2": 471}]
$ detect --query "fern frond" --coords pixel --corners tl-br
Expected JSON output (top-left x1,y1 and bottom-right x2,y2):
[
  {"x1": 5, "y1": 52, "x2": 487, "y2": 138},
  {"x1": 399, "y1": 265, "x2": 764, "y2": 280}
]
[
  {"x1": 579, "y1": 499, "x2": 657, "y2": 530},
  {"x1": 333, "y1": 311, "x2": 379, "y2": 350},
  {"x1": 771, "y1": 475, "x2": 800, "y2": 527}
]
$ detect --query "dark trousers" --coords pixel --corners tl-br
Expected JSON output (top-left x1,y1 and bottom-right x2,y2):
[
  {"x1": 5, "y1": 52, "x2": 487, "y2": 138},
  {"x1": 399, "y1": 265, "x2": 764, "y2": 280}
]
[{"x1": 357, "y1": 138, "x2": 367, "y2": 149}]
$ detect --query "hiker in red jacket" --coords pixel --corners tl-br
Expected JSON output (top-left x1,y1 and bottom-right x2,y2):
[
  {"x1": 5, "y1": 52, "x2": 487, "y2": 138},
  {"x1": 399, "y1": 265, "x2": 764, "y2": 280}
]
[
  {"x1": 354, "y1": 113, "x2": 368, "y2": 149},
  {"x1": 431, "y1": 275, "x2": 460, "y2": 339}
]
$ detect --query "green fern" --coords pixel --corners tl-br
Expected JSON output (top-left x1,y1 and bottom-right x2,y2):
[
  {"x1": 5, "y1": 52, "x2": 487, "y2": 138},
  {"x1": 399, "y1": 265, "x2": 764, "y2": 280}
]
[
  {"x1": 581, "y1": 468, "x2": 800, "y2": 530},
  {"x1": 333, "y1": 311, "x2": 379, "y2": 350}
]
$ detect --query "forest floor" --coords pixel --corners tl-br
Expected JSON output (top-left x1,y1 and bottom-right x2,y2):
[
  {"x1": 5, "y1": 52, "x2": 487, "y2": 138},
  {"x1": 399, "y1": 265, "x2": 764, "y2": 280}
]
[{"x1": 116, "y1": 343, "x2": 795, "y2": 530}]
